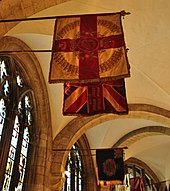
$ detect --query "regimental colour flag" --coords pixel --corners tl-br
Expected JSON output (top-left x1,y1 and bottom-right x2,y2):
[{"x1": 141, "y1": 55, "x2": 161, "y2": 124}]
[
  {"x1": 96, "y1": 148, "x2": 125, "y2": 182},
  {"x1": 130, "y1": 177, "x2": 144, "y2": 191},
  {"x1": 49, "y1": 11, "x2": 130, "y2": 83},
  {"x1": 63, "y1": 79, "x2": 128, "y2": 115}
]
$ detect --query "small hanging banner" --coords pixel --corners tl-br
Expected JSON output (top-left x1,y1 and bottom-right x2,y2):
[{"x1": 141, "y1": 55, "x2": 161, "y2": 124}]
[{"x1": 96, "y1": 148, "x2": 125, "y2": 182}]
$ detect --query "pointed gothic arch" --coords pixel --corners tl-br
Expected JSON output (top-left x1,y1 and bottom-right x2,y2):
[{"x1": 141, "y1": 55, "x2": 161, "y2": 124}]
[
  {"x1": 51, "y1": 104, "x2": 170, "y2": 190},
  {"x1": 0, "y1": 36, "x2": 53, "y2": 191}
]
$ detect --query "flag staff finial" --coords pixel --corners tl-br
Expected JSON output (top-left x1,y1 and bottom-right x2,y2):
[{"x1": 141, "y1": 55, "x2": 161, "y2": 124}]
[{"x1": 121, "y1": 10, "x2": 131, "y2": 19}]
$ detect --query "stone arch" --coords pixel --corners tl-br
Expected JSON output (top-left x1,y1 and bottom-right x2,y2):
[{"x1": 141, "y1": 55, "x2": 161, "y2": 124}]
[
  {"x1": 51, "y1": 117, "x2": 99, "y2": 191},
  {"x1": 113, "y1": 126, "x2": 170, "y2": 148},
  {"x1": 0, "y1": 0, "x2": 71, "y2": 36},
  {"x1": 112, "y1": 126, "x2": 170, "y2": 186},
  {"x1": 51, "y1": 104, "x2": 170, "y2": 190},
  {"x1": 0, "y1": 36, "x2": 53, "y2": 191},
  {"x1": 125, "y1": 157, "x2": 160, "y2": 183}
]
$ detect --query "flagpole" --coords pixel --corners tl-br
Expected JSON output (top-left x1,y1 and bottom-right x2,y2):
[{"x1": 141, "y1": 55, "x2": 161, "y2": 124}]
[
  {"x1": 0, "y1": 50, "x2": 52, "y2": 53},
  {"x1": 52, "y1": 146, "x2": 128, "y2": 151},
  {"x1": 0, "y1": 15, "x2": 58, "y2": 23},
  {"x1": 0, "y1": 10, "x2": 130, "y2": 23}
]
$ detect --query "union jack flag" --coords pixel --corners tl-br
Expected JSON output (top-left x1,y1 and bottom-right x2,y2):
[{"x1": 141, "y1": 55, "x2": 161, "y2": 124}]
[
  {"x1": 130, "y1": 177, "x2": 144, "y2": 191},
  {"x1": 63, "y1": 79, "x2": 128, "y2": 115}
]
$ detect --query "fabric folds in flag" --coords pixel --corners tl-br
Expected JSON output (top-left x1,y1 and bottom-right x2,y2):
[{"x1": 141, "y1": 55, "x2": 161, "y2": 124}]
[
  {"x1": 63, "y1": 79, "x2": 128, "y2": 116},
  {"x1": 96, "y1": 148, "x2": 124, "y2": 182},
  {"x1": 49, "y1": 12, "x2": 130, "y2": 83},
  {"x1": 130, "y1": 177, "x2": 144, "y2": 191}
]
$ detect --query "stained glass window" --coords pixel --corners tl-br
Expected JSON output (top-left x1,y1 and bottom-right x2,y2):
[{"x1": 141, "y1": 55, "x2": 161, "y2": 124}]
[
  {"x1": 0, "y1": 58, "x2": 8, "y2": 142},
  {"x1": 0, "y1": 56, "x2": 34, "y2": 191},
  {"x1": 63, "y1": 143, "x2": 84, "y2": 191},
  {"x1": 0, "y1": 98, "x2": 6, "y2": 141}
]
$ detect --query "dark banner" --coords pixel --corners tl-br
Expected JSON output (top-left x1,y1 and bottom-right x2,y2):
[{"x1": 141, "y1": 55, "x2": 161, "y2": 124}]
[{"x1": 96, "y1": 148, "x2": 124, "y2": 181}]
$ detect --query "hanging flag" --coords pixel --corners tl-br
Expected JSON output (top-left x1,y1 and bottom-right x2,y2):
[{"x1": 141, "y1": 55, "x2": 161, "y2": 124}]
[
  {"x1": 159, "y1": 182, "x2": 168, "y2": 191},
  {"x1": 63, "y1": 79, "x2": 128, "y2": 115},
  {"x1": 96, "y1": 148, "x2": 125, "y2": 182},
  {"x1": 130, "y1": 177, "x2": 144, "y2": 191},
  {"x1": 49, "y1": 11, "x2": 130, "y2": 83}
]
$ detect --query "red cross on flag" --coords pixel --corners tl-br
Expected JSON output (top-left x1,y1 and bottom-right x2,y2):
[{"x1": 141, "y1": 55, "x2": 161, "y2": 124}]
[{"x1": 49, "y1": 12, "x2": 130, "y2": 83}]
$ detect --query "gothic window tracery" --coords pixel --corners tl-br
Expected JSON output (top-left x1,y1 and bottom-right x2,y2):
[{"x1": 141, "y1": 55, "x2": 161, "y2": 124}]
[
  {"x1": 63, "y1": 143, "x2": 84, "y2": 191},
  {"x1": 0, "y1": 56, "x2": 34, "y2": 191}
]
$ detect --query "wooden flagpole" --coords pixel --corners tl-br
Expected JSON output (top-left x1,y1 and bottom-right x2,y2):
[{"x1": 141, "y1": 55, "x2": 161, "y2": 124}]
[{"x1": 0, "y1": 10, "x2": 130, "y2": 23}]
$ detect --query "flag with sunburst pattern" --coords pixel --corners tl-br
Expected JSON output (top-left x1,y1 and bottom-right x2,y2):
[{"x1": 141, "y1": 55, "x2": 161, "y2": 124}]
[
  {"x1": 96, "y1": 148, "x2": 124, "y2": 182},
  {"x1": 49, "y1": 12, "x2": 130, "y2": 83}
]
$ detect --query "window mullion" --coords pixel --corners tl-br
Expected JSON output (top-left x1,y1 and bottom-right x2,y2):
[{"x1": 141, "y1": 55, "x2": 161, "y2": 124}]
[
  {"x1": 10, "y1": 57, "x2": 18, "y2": 109},
  {"x1": 9, "y1": 118, "x2": 24, "y2": 191},
  {"x1": 0, "y1": 56, "x2": 19, "y2": 190},
  {"x1": 76, "y1": 155, "x2": 80, "y2": 191},
  {"x1": 0, "y1": 117, "x2": 16, "y2": 190},
  {"x1": 71, "y1": 151, "x2": 75, "y2": 191}
]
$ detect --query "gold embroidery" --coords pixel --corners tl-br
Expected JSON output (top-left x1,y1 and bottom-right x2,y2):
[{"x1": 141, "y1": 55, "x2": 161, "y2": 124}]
[{"x1": 99, "y1": 48, "x2": 123, "y2": 73}]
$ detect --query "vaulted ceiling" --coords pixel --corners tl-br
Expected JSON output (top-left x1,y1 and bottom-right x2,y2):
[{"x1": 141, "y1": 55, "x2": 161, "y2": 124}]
[{"x1": 1, "y1": 0, "x2": 170, "y2": 183}]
